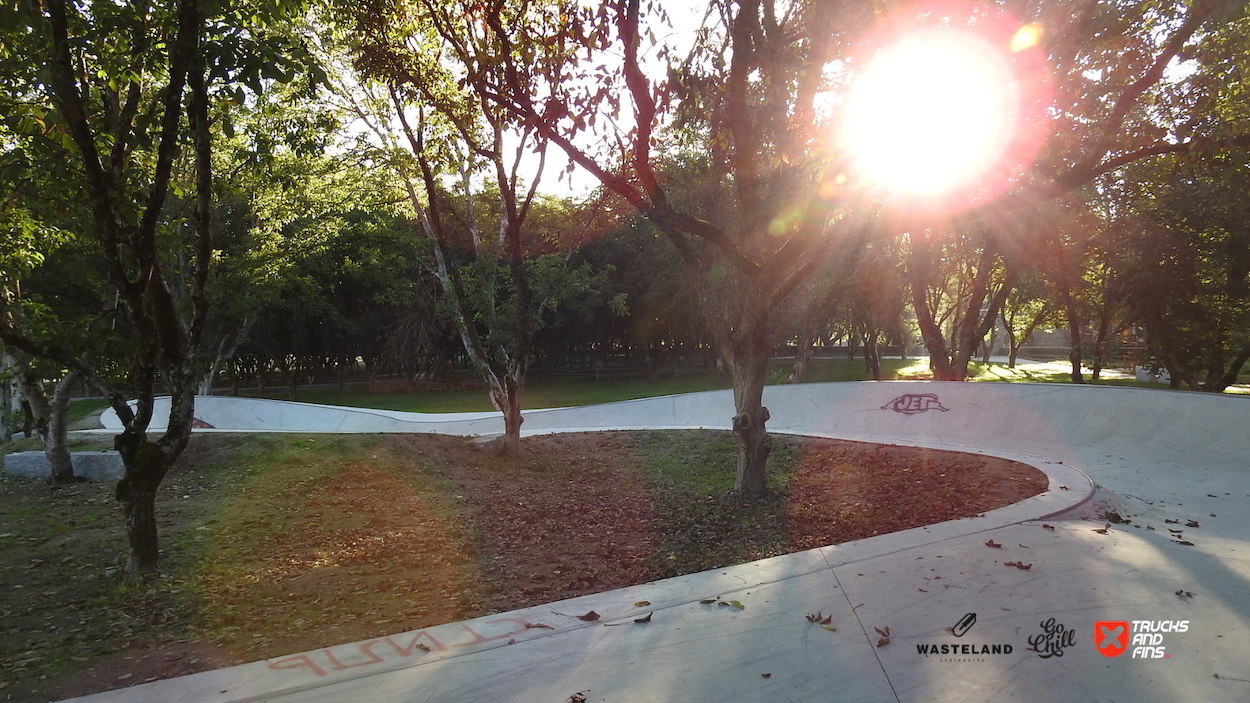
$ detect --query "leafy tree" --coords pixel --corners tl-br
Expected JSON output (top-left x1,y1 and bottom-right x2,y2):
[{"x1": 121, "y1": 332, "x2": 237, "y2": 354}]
[
  {"x1": 999, "y1": 273, "x2": 1060, "y2": 368},
  {"x1": 410, "y1": 0, "x2": 879, "y2": 494},
  {"x1": 331, "y1": 1, "x2": 614, "y2": 454},
  {"x1": 1106, "y1": 154, "x2": 1250, "y2": 390},
  {"x1": 0, "y1": 0, "x2": 317, "y2": 572}
]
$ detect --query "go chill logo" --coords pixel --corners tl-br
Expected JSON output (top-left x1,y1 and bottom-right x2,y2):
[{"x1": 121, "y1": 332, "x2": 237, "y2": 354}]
[{"x1": 1096, "y1": 620, "x2": 1188, "y2": 659}]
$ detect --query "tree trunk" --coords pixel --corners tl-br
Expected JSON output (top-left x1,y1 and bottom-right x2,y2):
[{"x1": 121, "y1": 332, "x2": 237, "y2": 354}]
[
  {"x1": 1211, "y1": 343, "x2": 1250, "y2": 392},
  {"x1": 720, "y1": 310, "x2": 772, "y2": 497},
  {"x1": 484, "y1": 370, "x2": 524, "y2": 455},
  {"x1": 1053, "y1": 238, "x2": 1084, "y2": 384},
  {"x1": 1090, "y1": 308, "x2": 1114, "y2": 382},
  {"x1": 981, "y1": 325, "x2": 995, "y2": 364},
  {"x1": 909, "y1": 235, "x2": 964, "y2": 380},
  {"x1": 730, "y1": 351, "x2": 770, "y2": 497},
  {"x1": 788, "y1": 325, "x2": 816, "y2": 384},
  {"x1": 911, "y1": 282, "x2": 961, "y2": 380},
  {"x1": 501, "y1": 374, "x2": 523, "y2": 455},
  {"x1": 114, "y1": 440, "x2": 168, "y2": 572},
  {"x1": 863, "y1": 329, "x2": 881, "y2": 380},
  {"x1": 1002, "y1": 312, "x2": 1020, "y2": 368},
  {"x1": 15, "y1": 365, "x2": 79, "y2": 483},
  {"x1": 1, "y1": 350, "x2": 14, "y2": 442},
  {"x1": 1066, "y1": 314, "x2": 1084, "y2": 384}
]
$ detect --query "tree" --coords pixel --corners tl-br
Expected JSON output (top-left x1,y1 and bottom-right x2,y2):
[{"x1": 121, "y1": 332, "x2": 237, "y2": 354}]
[
  {"x1": 0, "y1": 0, "x2": 317, "y2": 572},
  {"x1": 399, "y1": 0, "x2": 876, "y2": 494},
  {"x1": 999, "y1": 273, "x2": 1059, "y2": 368},
  {"x1": 907, "y1": 221, "x2": 1024, "y2": 381},
  {"x1": 1106, "y1": 154, "x2": 1250, "y2": 390},
  {"x1": 333, "y1": 1, "x2": 605, "y2": 454}
]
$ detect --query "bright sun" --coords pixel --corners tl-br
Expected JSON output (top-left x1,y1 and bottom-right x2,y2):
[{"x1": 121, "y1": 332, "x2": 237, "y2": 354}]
[{"x1": 842, "y1": 29, "x2": 1023, "y2": 200}]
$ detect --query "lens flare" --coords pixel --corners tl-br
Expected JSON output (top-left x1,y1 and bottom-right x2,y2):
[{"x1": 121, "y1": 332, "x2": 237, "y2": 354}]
[
  {"x1": 839, "y1": 2, "x2": 1050, "y2": 212},
  {"x1": 1011, "y1": 24, "x2": 1043, "y2": 52}
]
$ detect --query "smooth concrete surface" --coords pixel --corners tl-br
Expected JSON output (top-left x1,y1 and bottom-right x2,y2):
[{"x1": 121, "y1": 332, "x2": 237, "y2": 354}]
[
  {"x1": 3, "y1": 450, "x2": 124, "y2": 480},
  {"x1": 77, "y1": 382, "x2": 1250, "y2": 702}
]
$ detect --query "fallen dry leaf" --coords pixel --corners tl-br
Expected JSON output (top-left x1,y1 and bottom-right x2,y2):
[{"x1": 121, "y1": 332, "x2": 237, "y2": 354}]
[
  {"x1": 576, "y1": 611, "x2": 600, "y2": 622},
  {"x1": 761, "y1": 673, "x2": 771, "y2": 678},
  {"x1": 1186, "y1": 520, "x2": 1200, "y2": 528},
  {"x1": 1003, "y1": 561, "x2": 1033, "y2": 570},
  {"x1": 524, "y1": 622, "x2": 553, "y2": 630},
  {"x1": 1042, "y1": 524, "x2": 1055, "y2": 530},
  {"x1": 985, "y1": 539, "x2": 1002, "y2": 548},
  {"x1": 699, "y1": 598, "x2": 717, "y2": 605},
  {"x1": 634, "y1": 601, "x2": 651, "y2": 607},
  {"x1": 1176, "y1": 540, "x2": 1195, "y2": 546},
  {"x1": 634, "y1": 612, "x2": 653, "y2": 623},
  {"x1": 1175, "y1": 590, "x2": 1195, "y2": 597}
]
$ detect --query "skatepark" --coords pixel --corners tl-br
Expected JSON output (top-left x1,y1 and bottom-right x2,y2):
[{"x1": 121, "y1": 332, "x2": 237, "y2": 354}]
[{"x1": 75, "y1": 381, "x2": 1250, "y2": 702}]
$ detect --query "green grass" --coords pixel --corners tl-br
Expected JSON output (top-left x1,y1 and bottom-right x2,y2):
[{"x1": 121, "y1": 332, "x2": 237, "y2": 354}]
[
  {"x1": 263, "y1": 356, "x2": 921, "y2": 412},
  {"x1": 245, "y1": 354, "x2": 1245, "y2": 414},
  {"x1": 631, "y1": 430, "x2": 808, "y2": 572},
  {"x1": 67, "y1": 397, "x2": 110, "y2": 422}
]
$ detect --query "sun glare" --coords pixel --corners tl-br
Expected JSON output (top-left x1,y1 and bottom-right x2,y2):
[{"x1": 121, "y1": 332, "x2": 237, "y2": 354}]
[{"x1": 839, "y1": 3, "x2": 1049, "y2": 209}]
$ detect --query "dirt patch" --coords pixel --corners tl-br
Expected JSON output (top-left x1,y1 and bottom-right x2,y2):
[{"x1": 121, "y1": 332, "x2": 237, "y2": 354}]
[
  {"x1": 394, "y1": 432, "x2": 660, "y2": 614},
  {"x1": 0, "y1": 431, "x2": 1047, "y2": 702},
  {"x1": 786, "y1": 440, "x2": 1049, "y2": 549}
]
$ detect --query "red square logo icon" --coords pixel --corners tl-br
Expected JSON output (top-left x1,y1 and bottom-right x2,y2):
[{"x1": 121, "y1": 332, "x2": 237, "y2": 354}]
[{"x1": 1096, "y1": 621, "x2": 1129, "y2": 658}]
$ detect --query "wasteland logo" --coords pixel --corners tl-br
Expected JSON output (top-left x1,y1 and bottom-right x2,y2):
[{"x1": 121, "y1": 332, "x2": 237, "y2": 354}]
[
  {"x1": 1027, "y1": 618, "x2": 1075, "y2": 658},
  {"x1": 916, "y1": 613, "x2": 1013, "y2": 660},
  {"x1": 881, "y1": 393, "x2": 950, "y2": 415}
]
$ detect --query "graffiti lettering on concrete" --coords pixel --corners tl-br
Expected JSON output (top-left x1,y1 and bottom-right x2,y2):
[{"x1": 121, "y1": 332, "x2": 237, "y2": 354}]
[
  {"x1": 267, "y1": 618, "x2": 533, "y2": 677},
  {"x1": 881, "y1": 393, "x2": 950, "y2": 415}
]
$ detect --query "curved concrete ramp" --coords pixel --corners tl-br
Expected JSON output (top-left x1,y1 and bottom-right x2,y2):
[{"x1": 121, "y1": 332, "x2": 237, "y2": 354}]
[{"x1": 80, "y1": 383, "x2": 1250, "y2": 703}]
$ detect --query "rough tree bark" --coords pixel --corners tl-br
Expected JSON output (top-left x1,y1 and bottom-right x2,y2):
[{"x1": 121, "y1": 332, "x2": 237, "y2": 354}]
[
  {"x1": 719, "y1": 304, "x2": 773, "y2": 496},
  {"x1": 13, "y1": 363, "x2": 80, "y2": 483},
  {"x1": 788, "y1": 322, "x2": 817, "y2": 384}
]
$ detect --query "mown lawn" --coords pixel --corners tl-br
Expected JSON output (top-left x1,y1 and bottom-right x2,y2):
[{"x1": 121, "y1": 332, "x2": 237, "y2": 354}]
[{"x1": 248, "y1": 354, "x2": 1216, "y2": 412}]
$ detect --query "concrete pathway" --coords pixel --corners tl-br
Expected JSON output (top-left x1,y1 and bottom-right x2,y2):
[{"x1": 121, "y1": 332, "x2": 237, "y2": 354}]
[{"x1": 79, "y1": 382, "x2": 1250, "y2": 702}]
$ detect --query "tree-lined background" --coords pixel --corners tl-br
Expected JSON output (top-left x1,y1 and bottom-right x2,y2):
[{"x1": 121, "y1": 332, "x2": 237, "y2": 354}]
[{"x1": 3, "y1": 0, "x2": 1249, "y2": 570}]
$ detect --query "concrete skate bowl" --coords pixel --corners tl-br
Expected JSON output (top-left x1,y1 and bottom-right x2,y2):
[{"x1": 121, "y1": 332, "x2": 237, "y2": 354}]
[
  {"x1": 103, "y1": 381, "x2": 1249, "y2": 526},
  {"x1": 83, "y1": 382, "x2": 1250, "y2": 703},
  {"x1": 101, "y1": 381, "x2": 1244, "y2": 459}
]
